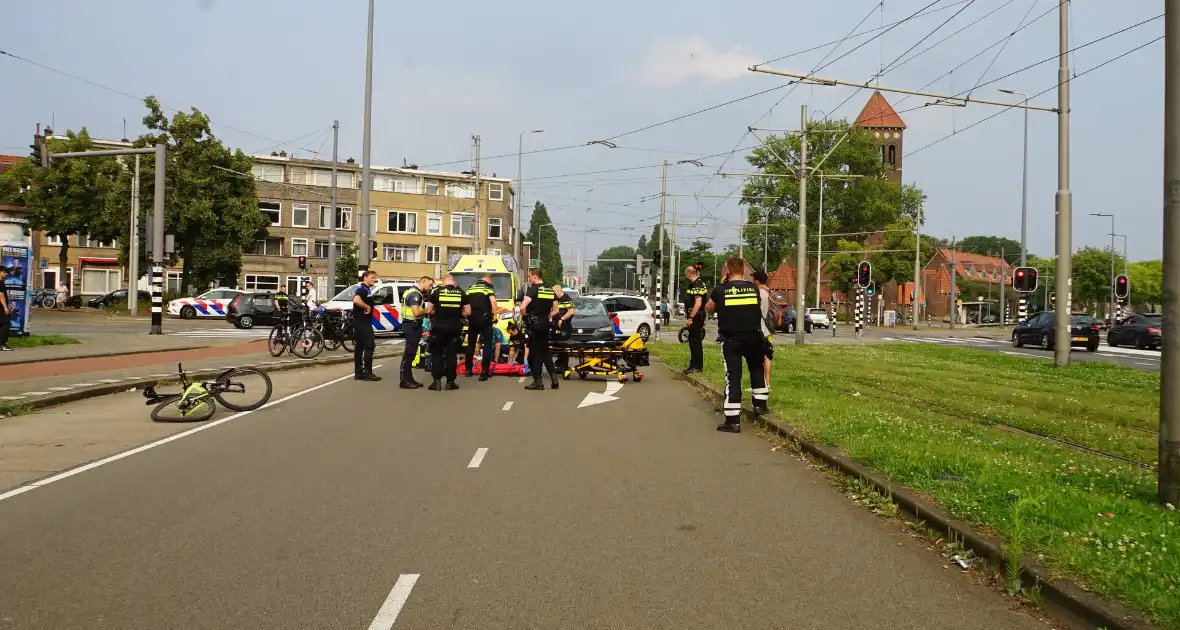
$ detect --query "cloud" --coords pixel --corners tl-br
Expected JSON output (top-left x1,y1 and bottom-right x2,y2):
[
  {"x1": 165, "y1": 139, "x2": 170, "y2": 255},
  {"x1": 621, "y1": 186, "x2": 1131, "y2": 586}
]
[{"x1": 636, "y1": 36, "x2": 759, "y2": 87}]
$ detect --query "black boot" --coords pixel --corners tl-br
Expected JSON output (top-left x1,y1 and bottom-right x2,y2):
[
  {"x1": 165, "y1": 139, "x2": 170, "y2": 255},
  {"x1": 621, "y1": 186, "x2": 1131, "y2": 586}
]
[
  {"x1": 550, "y1": 378, "x2": 560, "y2": 390},
  {"x1": 524, "y1": 379, "x2": 545, "y2": 391},
  {"x1": 716, "y1": 421, "x2": 741, "y2": 433},
  {"x1": 399, "y1": 380, "x2": 419, "y2": 390},
  {"x1": 428, "y1": 379, "x2": 443, "y2": 391},
  {"x1": 445, "y1": 380, "x2": 460, "y2": 391},
  {"x1": 478, "y1": 374, "x2": 490, "y2": 382},
  {"x1": 753, "y1": 401, "x2": 770, "y2": 416}
]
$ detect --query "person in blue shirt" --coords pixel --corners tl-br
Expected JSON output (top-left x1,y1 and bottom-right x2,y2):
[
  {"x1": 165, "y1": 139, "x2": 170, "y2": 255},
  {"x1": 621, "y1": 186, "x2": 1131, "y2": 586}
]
[{"x1": 352, "y1": 270, "x2": 379, "y2": 381}]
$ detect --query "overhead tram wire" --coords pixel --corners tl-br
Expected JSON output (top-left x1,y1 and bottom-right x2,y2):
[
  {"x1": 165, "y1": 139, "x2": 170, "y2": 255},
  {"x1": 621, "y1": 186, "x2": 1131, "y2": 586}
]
[{"x1": 964, "y1": 0, "x2": 1043, "y2": 99}]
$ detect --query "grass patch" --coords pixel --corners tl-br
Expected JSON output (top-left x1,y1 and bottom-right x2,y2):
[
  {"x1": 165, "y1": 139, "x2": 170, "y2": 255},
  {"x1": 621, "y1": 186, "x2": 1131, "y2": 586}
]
[
  {"x1": 651, "y1": 341, "x2": 1179, "y2": 627},
  {"x1": 9, "y1": 334, "x2": 80, "y2": 349}
]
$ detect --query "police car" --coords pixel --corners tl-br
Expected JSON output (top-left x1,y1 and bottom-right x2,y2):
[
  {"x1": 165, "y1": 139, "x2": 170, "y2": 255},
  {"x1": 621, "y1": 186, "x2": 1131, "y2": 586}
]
[
  {"x1": 582, "y1": 293, "x2": 657, "y2": 341},
  {"x1": 322, "y1": 280, "x2": 417, "y2": 335},
  {"x1": 168, "y1": 288, "x2": 246, "y2": 319}
]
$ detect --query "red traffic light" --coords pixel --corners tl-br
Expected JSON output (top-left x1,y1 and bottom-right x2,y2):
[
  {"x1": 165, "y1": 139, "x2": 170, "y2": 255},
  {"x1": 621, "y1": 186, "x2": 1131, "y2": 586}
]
[
  {"x1": 1013, "y1": 266, "x2": 1038, "y2": 293},
  {"x1": 297, "y1": 256, "x2": 307, "y2": 270},
  {"x1": 1115, "y1": 274, "x2": 1129, "y2": 299},
  {"x1": 856, "y1": 261, "x2": 871, "y2": 289},
  {"x1": 694, "y1": 261, "x2": 703, "y2": 271},
  {"x1": 1015, "y1": 269, "x2": 1024, "y2": 277}
]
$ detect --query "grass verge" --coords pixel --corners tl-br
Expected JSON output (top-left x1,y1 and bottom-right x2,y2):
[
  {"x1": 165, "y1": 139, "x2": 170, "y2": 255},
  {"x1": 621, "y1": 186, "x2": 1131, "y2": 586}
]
[
  {"x1": 9, "y1": 334, "x2": 81, "y2": 349},
  {"x1": 650, "y1": 341, "x2": 1179, "y2": 627}
]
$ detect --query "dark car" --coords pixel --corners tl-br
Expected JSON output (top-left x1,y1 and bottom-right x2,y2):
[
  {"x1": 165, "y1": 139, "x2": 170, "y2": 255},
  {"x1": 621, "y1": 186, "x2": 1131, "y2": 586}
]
[
  {"x1": 1108, "y1": 313, "x2": 1161, "y2": 350},
  {"x1": 560, "y1": 297, "x2": 615, "y2": 343},
  {"x1": 87, "y1": 289, "x2": 151, "y2": 309},
  {"x1": 772, "y1": 306, "x2": 812, "y2": 333},
  {"x1": 226, "y1": 293, "x2": 283, "y2": 329},
  {"x1": 1011, "y1": 311, "x2": 1099, "y2": 351}
]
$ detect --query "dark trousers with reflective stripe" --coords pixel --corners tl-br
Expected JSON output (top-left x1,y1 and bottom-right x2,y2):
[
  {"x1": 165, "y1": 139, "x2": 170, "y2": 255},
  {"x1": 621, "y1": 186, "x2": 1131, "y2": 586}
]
[
  {"x1": 465, "y1": 318, "x2": 494, "y2": 375},
  {"x1": 431, "y1": 326, "x2": 461, "y2": 382},
  {"x1": 687, "y1": 318, "x2": 705, "y2": 370},
  {"x1": 721, "y1": 332, "x2": 767, "y2": 423},
  {"x1": 526, "y1": 327, "x2": 556, "y2": 381}
]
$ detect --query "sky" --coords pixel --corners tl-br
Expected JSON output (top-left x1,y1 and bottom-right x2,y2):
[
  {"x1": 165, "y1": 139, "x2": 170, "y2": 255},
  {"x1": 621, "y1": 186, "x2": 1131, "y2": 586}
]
[{"x1": 0, "y1": 0, "x2": 1167, "y2": 274}]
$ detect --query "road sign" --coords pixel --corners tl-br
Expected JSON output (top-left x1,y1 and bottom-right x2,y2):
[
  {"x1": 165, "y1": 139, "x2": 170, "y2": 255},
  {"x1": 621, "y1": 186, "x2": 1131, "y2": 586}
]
[{"x1": 528, "y1": 258, "x2": 540, "y2": 268}]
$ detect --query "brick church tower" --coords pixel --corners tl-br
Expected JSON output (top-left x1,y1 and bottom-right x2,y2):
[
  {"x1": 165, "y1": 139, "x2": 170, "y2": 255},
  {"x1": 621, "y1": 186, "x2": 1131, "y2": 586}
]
[{"x1": 853, "y1": 91, "x2": 906, "y2": 184}]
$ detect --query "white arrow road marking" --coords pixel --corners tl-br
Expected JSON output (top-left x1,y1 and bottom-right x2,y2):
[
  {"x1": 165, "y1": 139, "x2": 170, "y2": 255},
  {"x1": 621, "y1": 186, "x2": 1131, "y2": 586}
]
[
  {"x1": 367, "y1": 573, "x2": 420, "y2": 630},
  {"x1": 467, "y1": 448, "x2": 489, "y2": 468},
  {"x1": 579, "y1": 380, "x2": 624, "y2": 408}
]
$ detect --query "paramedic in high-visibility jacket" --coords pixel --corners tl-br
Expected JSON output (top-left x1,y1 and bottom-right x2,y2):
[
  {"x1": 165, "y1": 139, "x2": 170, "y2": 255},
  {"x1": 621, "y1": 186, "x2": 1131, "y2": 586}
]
[
  {"x1": 399, "y1": 276, "x2": 433, "y2": 389},
  {"x1": 705, "y1": 257, "x2": 769, "y2": 433}
]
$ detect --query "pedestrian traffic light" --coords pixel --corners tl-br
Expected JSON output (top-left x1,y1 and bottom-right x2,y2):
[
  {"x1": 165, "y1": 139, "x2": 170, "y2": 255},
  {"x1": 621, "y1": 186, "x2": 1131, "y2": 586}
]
[
  {"x1": 694, "y1": 261, "x2": 703, "y2": 271},
  {"x1": 1012, "y1": 266, "x2": 1038, "y2": 293},
  {"x1": 866, "y1": 283, "x2": 876, "y2": 296},
  {"x1": 1114, "y1": 274, "x2": 1129, "y2": 299},
  {"x1": 297, "y1": 256, "x2": 307, "y2": 271},
  {"x1": 857, "y1": 261, "x2": 871, "y2": 288},
  {"x1": 652, "y1": 250, "x2": 662, "y2": 266}
]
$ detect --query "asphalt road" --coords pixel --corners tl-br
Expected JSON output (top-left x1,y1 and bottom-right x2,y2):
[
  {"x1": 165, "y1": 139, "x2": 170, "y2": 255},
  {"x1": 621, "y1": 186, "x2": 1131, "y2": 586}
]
[{"x1": 0, "y1": 363, "x2": 1047, "y2": 629}]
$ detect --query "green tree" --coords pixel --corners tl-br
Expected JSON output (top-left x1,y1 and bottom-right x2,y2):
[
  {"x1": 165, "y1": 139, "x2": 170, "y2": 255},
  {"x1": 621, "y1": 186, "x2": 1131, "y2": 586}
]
[
  {"x1": 1128, "y1": 259, "x2": 1162, "y2": 309},
  {"x1": 739, "y1": 119, "x2": 926, "y2": 268},
  {"x1": 957, "y1": 235, "x2": 1027, "y2": 266},
  {"x1": 128, "y1": 96, "x2": 263, "y2": 292},
  {"x1": 335, "y1": 242, "x2": 359, "y2": 290},
  {"x1": 525, "y1": 201, "x2": 562, "y2": 285},
  {"x1": 1072, "y1": 246, "x2": 1126, "y2": 315},
  {"x1": 0, "y1": 129, "x2": 125, "y2": 282},
  {"x1": 587, "y1": 244, "x2": 637, "y2": 289}
]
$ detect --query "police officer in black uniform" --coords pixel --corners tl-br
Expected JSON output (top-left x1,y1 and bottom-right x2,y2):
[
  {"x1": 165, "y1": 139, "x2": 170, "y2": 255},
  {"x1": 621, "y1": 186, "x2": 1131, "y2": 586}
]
[
  {"x1": 425, "y1": 273, "x2": 470, "y2": 391},
  {"x1": 519, "y1": 268, "x2": 558, "y2": 390},
  {"x1": 399, "y1": 276, "x2": 432, "y2": 389},
  {"x1": 352, "y1": 270, "x2": 380, "y2": 381},
  {"x1": 551, "y1": 285, "x2": 576, "y2": 374},
  {"x1": 464, "y1": 273, "x2": 498, "y2": 381},
  {"x1": 705, "y1": 257, "x2": 769, "y2": 432},
  {"x1": 683, "y1": 265, "x2": 708, "y2": 374}
]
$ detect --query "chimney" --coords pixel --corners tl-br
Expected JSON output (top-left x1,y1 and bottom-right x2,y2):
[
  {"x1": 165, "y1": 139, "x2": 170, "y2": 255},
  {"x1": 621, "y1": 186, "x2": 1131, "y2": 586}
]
[
  {"x1": 271, "y1": 151, "x2": 279, "y2": 157},
  {"x1": 278, "y1": 150, "x2": 287, "y2": 158},
  {"x1": 346, "y1": 157, "x2": 356, "y2": 164}
]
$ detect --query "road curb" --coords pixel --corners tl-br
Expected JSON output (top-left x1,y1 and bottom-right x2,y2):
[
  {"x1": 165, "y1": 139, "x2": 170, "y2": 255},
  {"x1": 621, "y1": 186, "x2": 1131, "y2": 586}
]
[
  {"x1": 0, "y1": 345, "x2": 207, "y2": 367},
  {"x1": 656, "y1": 359, "x2": 1162, "y2": 630},
  {"x1": 9, "y1": 349, "x2": 404, "y2": 412}
]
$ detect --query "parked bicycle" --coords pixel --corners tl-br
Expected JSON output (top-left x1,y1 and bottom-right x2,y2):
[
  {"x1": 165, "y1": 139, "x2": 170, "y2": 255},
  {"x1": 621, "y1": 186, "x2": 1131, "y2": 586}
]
[
  {"x1": 144, "y1": 363, "x2": 273, "y2": 422},
  {"x1": 267, "y1": 306, "x2": 324, "y2": 359},
  {"x1": 318, "y1": 309, "x2": 355, "y2": 353}
]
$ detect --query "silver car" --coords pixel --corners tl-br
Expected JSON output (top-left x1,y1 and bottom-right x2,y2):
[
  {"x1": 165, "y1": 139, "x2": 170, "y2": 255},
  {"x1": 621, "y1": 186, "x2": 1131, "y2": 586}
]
[{"x1": 807, "y1": 308, "x2": 830, "y2": 328}]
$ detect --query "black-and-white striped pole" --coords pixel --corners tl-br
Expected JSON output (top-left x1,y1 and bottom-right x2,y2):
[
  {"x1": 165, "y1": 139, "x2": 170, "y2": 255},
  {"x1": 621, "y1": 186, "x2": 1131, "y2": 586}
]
[
  {"x1": 1018, "y1": 296, "x2": 1028, "y2": 322},
  {"x1": 854, "y1": 287, "x2": 863, "y2": 338},
  {"x1": 150, "y1": 264, "x2": 163, "y2": 334},
  {"x1": 830, "y1": 301, "x2": 837, "y2": 338}
]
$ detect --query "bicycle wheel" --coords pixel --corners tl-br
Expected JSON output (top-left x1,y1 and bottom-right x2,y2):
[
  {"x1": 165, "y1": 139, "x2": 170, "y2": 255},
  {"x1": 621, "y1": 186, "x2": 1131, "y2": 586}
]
[
  {"x1": 323, "y1": 331, "x2": 341, "y2": 352},
  {"x1": 291, "y1": 326, "x2": 324, "y2": 359},
  {"x1": 41, "y1": 296, "x2": 56, "y2": 308},
  {"x1": 341, "y1": 335, "x2": 355, "y2": 353},
  {"x1": 150, "y1": 395, "x2": 216, "y2": 423},
  {"x1": 267, "y1": 327, "x2": 287, "y2": 357},
  {"x1": 213, "y1": 367, "x2": 273, "y2": 411}
]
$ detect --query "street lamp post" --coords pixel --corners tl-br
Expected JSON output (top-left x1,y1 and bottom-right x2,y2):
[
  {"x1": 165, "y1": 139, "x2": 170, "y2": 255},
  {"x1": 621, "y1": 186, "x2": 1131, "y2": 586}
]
[
  {"x1": 999, "y1": 89, "x2": 1031, "y2": 268},
  {"x1": 517, "y1": 129, "x2": 544, "y2": 280},
  {"x1": 1091, "y1": 213, "x2": 1117, "y2": 317}
]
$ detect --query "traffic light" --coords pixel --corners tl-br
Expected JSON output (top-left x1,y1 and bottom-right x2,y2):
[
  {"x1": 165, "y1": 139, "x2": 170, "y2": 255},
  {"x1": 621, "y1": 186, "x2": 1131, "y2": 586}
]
[
  {"x1": 1114, "y1": 274, "x2": 1129, "y2": 299},
  {"x1": 297, "y1": 256, "x2": 307, "y2": 271},
  {"x1": 652, "y1": 250, "x2": 662, "y2": 266},
  {"x1": 866, "y1": 282, "x2": 876, "y2": 297},
  {"x1": 857, "y1": 261, "x2": 871, "y2": 288},
  {"x1": 1012, "y1": 266, "x2": 1038, "y2": 293},
  {"x1": 29, "y1": 136, "x2": 48, "y2": 167},
  {"x1": 1049, "y1": 292, "x2": 1057, "y2": 304},
  {"x1": 694, "y1": 261, "x2": 703, "y2": 271}
]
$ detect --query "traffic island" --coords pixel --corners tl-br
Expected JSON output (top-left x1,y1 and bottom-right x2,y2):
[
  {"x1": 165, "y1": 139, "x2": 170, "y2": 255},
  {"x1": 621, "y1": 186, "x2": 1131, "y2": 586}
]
[{"x1": 650, "y1": 341, "x2": 1174, "y2": 630}]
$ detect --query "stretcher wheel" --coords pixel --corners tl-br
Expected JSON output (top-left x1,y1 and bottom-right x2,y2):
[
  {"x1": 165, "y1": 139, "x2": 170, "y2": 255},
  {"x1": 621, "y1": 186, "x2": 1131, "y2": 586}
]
[
  {"x1": 634, "y1": 373, "x2": 644, "y2": 382},
  {"x1": 578, "y1": 371, "x2": 587, "y2": 379},
  {"x1": 618, "y1": 375, "x2": 627, "y2": 383}
]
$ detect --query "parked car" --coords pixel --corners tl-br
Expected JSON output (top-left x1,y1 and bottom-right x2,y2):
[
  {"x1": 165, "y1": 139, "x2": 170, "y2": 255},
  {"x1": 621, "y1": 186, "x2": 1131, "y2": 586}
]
[
  {"x1": 807, "y1": 308, "x2": 830, "y2": 328},
  {"x1": 587, "y1": 294, "x2": 657, "y2": 341},
  {"x1": 168, "y1": 288, "x2": 246, "y2": 319},
  {"x1": 226, "y1": 293, "x2": 283, "y2": 329},
  {"x1": 1011, "y1": 311, "x2": 1099, "y2": 351},
  {"x1": 772, "y1": 306, "x2": 812, "y2": 334},
  {"x1": 323, "y1": 280, "x2": 418, "y2": 336},
  {"x1": 1107, "y1": 313, "x2": 1161, "y2": 350},
  {"x1": 559, "y1": 298, "x2": 616, "y2": 343},
  {"x1": 87, "y1": 289, "x2": 152, "y2": 309}
]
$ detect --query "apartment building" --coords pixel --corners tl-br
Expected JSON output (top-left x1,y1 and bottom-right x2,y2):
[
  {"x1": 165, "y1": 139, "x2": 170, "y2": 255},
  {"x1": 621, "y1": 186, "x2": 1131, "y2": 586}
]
[{"x1": 249, "y1": 153, "x2": 515, "y2": 295}]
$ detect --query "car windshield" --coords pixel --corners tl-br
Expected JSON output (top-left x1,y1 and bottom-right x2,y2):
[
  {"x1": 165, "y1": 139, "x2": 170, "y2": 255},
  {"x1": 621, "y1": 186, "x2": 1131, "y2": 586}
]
[
  {"x1": 1070, "y1": 314, "x2": 1095, "y2": 325},
  {"x1": 808, "y1": 308, "x2": 826, "y2": 315},
  {"x1": 331, "y1": 284, "x2": 361, "y2": 302},
  {"x1": 451, "y1": 273, "x2": 513, "y2": 300},
  {"x1": 1143, "y1": 315, "x2": 1163, "y2": 326},
  {"x1": 573, "y1": 298, "x2": 607, "y2": 317}
]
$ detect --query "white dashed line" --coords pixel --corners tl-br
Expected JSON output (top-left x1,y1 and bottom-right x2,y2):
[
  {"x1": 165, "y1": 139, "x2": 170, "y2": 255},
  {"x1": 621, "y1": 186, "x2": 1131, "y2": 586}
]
[
  {"x1": 71, "y1": 383, "x2": 96, "y2": 387},
  {"x1": 0, "y1": 396, "x2": 26, "y2": 401},
  {"x1": 502, "y1": 401, "x2": 513, "y2": 411},
  {"x1": 20, "y1": 391, "x2": 49, "y2": 396},
  {"x1": 467, "y1": 448, "x2": 489, "y2": 468},
  {"x1": 46, "y1": 387, "x2": 74, "y2": 392},
  {"x1": 97, "y1": 379, "x2": 122, "y2": 383},
  {"x1": 367, "y1": 574, "x2": 420, "y2": 630}
]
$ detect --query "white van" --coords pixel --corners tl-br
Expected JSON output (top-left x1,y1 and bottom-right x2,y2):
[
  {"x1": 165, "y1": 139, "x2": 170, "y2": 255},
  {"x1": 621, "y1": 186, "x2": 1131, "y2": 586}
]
[{"x1": 322, "y1": 279, "x2": 418, "y2": 335}]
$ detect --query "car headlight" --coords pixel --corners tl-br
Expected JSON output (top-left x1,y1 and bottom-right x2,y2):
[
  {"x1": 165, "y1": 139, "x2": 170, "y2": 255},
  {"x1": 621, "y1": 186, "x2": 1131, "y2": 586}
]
[{"x1": 595, "y1": 326, "x2": 613, "y2": 333}]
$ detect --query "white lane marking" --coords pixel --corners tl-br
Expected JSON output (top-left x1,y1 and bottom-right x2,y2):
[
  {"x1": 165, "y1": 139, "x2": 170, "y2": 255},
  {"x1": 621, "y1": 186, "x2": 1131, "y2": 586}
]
[
  {"x1": 71, "y1": 383, "x2": 96, "y2": 387},
  {"x1": 501, "y1": 401, "x2": 513, "y2": 411},
  {"x1": 20, "y1": 391, "x2": 49, "y2": 396},
  {"x1": 0, "y1": 364, "x2": 383, "y2": 503},
  {"x1": 1001, "y1": 351, "x2": 1051, "y2": 360},
  {"x1": 1100, "y1": 346, "x2": 1160, "y2": 358},
  {"x1": 1136, "y1": 361, "x2": 1156, "y2": 366},
  {"x1": 467, "y1": 448, "x2": 489, "y2": 468},
  {"x1": 47, "y1": 387, "x2": 74, "y2": 392},
  {"x1": 97, "y1": 379, "x2": 122, "y2": 383},
  {"x1": 580, "y1": 381, "x2": 623, "y2": 408},
  {"x1": 517, "y1": 376, "x2": 525, "y2": 383},
  {"x1": 367, "y1": 574, "x2": 420, "y2": 630}
]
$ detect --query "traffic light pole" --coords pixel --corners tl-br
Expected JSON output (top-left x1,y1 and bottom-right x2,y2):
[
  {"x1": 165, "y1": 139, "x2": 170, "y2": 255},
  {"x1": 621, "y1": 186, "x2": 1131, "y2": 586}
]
[
  {"x1": 128, "y1": 155, "x2": 140, "y2": 317},
  {"x1": 1160, "y1": 0, "x2": 1179, "y2": 504}
]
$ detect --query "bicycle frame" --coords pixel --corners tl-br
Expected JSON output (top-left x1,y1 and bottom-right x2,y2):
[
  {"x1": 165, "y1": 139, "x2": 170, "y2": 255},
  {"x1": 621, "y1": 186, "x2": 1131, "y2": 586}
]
[{"x1": 143, "y1": 363, "x2": 211, "y2": 414}]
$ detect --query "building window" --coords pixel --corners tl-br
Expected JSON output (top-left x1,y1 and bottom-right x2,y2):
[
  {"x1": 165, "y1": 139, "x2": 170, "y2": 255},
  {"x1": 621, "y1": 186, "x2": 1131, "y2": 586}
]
[
  {"x1": 253, "y1": 238, "x2": 282, "y2": 256},
  {"x1": 166, "y1": 271, "x2": 182, "y2": 293},
  {"x1": 383, "y1": 244, "x2": 419, "y2": 263},
  {"x1": 488, "y1": 182, "x2": 504, "y2": 201},
  {"x1": 880, "y1": 145, "x2": 886, "y2": 163},
  {"x1": 372, "y1": 175, "x2": 407, "y2": 192},
  {"x1": 81, "y1": 267, "x2": 121, "y2": 294},
  {"x1": 259, "y1": 201, "x2": 281, "y2": 225},
  {"x1": 292, "y1": 203, "x2": 309, "y2": 227},
  {"x1": 336, "y1": 171, "x2": 353, "y2": 188},
  {"x1": 313, "y1": 170, "x2": 334, "y2": 187},
  {"x1": 424, "y1": 179, "x2": 440, "y2": 195},
  {"x1": 289, "y1": 167, "x2": 308, "y2": 185},
  {"x1": 451, "y1": 213, "x2": 475, "y2": 237},
  {"x1": 251, "y1": 164, "x2": 283, "y2": 182},
  {"x1": 488, "y1": 217, "x2": 503, "y2": 240},
  {"x1": 387, "y1": 210, "x2": 417, "y2": 234},
  {"x1": 488, "y1": 248, "x2": 501, "y2": 256},
  {"x1": 426, "y1": 212, "x2": 444, "y2": 235},
  {"x1": 286, "y1": 275, "x2": 312, "y2": 295},
  {"x1": 291, "y1": 238, "x2": 309, "y2": 257},
  {"x1": 887, "y1": 144, "x2": 896, "y2": 165},
  {"x1": 314, "y1": 241, "x2": 346, "y2": 259},
  {"x1": 425, "y1": 245, "x2": 441, "y2": 263},
  {"x1": 319, "y1": 205, "x2": 353, "y2": 230},
  {"x1": 46, "y1": 234, "x2": 62, "y2": 246},
  {"x1": 244, "y1": 274, "x2": 280, "y2": 291},
  {"x1": 445, "y1": 182, "x2": 475, "y2": 199}
]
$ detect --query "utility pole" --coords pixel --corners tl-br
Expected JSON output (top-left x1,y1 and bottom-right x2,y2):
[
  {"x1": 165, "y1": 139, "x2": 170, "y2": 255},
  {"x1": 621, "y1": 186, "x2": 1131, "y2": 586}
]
[
  {"x1": 949, "y1": 238, "x2": 958, "y2": 329},
  {"x1": 473, "y1": 134, "x2": 482, "y2": 254},
  {"x1": 658, "y1": 160, "x2": 668, "y2": 303},
  {"x1": 668, "y1": 200, "x2": 677, "y2": 302},
  {"x1": 150, "y1": 143, "x2": 165, "y2": 334},
  {"x1": 912, "y1": 225, "x2": 921, "y2": 330},
  {"x1": 1053, "y1": 0, "x2": 1073, "y2": 366},
  {"x1": 794, "y1": 104, "x2": 808, "y2": 345},
  {"x1": 1159, "y1": 0, "x2": 1179, "y2": 504},
  {"x1": 329, "y1": 120, "x2": 339, "y2": 291},
  {"x1": 358, "y1": 0, "x2": 375, "y2": 273},
  {"x1": 128, "y1": 155, "x2": 140, "y2": 316},
  {"x1": 999, "y1": 245, "x2": 1006, "y2": 326}
]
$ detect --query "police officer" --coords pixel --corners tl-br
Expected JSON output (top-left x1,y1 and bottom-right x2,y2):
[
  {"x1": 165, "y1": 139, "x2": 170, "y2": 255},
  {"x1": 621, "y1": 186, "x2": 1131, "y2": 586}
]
[
  {"x1": 705, "y1": 257, "x2": 769, "y2": 433},
  {"x1": 399, "y1": 276, "x2": 432, "y2": 389},
  {"x1": 551, "y1": 285, "x2": 576, "y2": 374},
  {"x1": 424, "y1": 273, "x2": 470, "y2": 391},
  {"x1": 519, "y1": 268, "x2": 558, "y2": 391},
  {"x1": 352, "y1": 270, "x2": 380, "y2": 381},
  {"x1": 683, "y1": 265, "x2": 708, "y2": 374},
  {"x1": 273, "y1": 288, "x2": 291, "y2": 316},
  {"x1": 464, "y1": 273, "x2": 498, "y2": 381}
]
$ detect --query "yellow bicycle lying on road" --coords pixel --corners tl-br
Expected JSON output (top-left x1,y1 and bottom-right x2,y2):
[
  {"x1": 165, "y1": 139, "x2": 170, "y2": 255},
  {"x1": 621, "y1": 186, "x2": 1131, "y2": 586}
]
[{"x1": 144, "y1": 363, "x2": 273, "y2": 422}]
